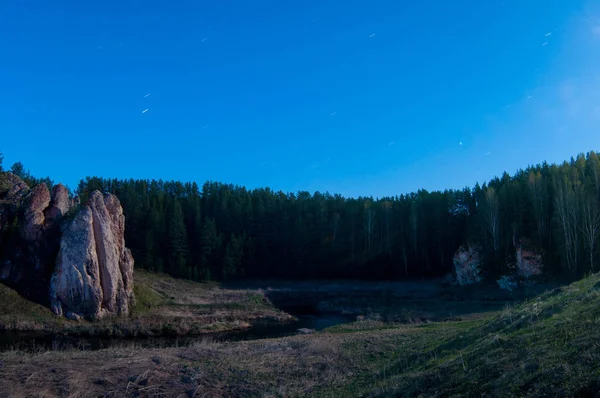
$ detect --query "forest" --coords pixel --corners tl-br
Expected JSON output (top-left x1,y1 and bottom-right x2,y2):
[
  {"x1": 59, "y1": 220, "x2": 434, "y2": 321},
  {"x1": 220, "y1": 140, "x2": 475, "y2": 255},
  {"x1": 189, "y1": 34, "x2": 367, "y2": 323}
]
[{"x1": 2, "y1": 151, "x2": 600, "y2": 282}]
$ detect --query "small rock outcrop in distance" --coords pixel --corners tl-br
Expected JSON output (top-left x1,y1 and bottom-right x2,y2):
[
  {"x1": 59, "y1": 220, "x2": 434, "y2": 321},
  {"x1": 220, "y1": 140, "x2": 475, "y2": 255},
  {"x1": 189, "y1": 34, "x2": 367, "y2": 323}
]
[
  {"x1": 516, "y1": 239, "x2": 543, "y2": 278},
  {"x1": 50, "y1": 190, "x2": 135, "y2": 320},
  {"x1": 453, "y1": 244, "x2": 483, "y2": 286},
  {"x1": 20, "y1": 184, "x2": 51, "y2": 242},
  {"x1": 497, "y1": 275, "x2": 518, "y2": 291}
]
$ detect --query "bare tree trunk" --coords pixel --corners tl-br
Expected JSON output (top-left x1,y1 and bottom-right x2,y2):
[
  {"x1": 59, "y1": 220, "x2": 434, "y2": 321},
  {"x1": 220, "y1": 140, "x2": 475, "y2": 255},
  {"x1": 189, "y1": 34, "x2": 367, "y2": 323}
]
[
  {"x1": 528, "y1": 171, "x2": 547, "y2": 242},
  {"x1": 581, "y1": 194, "x2": 600, "y2": 272},
  {"x1": 555, "y1": 180, "x2": 579, "y2": 271},
  {"x1": 485, "y1": 187, "x2": 500, "y2": 252}
]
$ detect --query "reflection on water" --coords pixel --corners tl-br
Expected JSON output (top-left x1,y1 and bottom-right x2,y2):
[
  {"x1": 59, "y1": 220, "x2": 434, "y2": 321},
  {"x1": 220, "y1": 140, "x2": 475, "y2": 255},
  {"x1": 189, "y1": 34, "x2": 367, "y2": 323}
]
[{"x1": 0, "y1": 314, "x2": 353, "y2": 353}]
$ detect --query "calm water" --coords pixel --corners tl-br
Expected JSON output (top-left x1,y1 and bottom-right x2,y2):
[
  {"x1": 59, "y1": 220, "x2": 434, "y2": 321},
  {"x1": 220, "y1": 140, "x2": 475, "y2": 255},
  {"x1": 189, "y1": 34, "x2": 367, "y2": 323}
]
[{"x1": 0, "y1": 314, "x2": 353, "y2": 352}]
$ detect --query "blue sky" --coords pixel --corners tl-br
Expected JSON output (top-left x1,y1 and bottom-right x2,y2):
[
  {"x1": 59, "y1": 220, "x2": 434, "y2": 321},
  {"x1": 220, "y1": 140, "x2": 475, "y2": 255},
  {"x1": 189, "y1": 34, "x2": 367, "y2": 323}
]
[{"x1": 1, "y1": 0, "x2": 600, "y2": 197}]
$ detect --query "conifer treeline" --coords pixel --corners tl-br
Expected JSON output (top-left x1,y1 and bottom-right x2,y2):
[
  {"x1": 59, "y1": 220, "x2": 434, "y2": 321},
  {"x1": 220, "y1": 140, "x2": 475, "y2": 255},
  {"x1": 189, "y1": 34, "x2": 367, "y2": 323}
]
[{"x1": 68, "y1": 151, "x2": 600, "y2": 282}]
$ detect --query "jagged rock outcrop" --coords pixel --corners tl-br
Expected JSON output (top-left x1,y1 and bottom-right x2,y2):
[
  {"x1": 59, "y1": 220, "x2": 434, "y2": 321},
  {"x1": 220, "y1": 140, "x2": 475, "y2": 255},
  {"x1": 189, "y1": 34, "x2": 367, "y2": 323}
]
[
  {"x1": 453, "y1": 244, "x2": 483, "y2": 286},
  {"x1": 0, "y1": 174, "x2": 135, "y2": 320},
  {"x1": 20, "y1": 184, "x2": 51, "y2": 242},
  {"x1": 0, "y1": 173, "x2": 29, "y2": 233},
  {"x1": 516, "y1": 240, "x2": 543, "y2": 278},
  {"x1": 4, "y1": 173, "x2": 30, "y2": 204},
  {"x1": 44, "y1": 184, "x2": 71, "y2": 226},
  {"x1": 2, "y1": 182, "x2": 58, "y2": 300},
  {"x1": 50, "y1": 191, "x2": 135, "y2": 320}
]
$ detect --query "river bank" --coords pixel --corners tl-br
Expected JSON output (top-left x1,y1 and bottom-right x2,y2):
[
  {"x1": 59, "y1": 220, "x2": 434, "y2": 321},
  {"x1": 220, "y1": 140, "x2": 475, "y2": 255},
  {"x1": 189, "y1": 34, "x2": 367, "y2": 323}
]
[
  {"x1": 1, "y1": 271, "x2": 557, "y2": 340},
  {"x1": 0, "y1": 271, "x2": 293, "y2": 339}
]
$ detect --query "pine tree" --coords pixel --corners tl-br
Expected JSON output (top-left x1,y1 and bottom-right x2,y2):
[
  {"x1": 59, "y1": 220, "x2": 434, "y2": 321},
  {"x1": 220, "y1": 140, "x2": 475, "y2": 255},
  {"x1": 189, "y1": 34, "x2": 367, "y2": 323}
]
[
  {"x1": 199, "y1": 218, "x2": 221, "y2": 279},
  {"x1": 223, "y1": 233, "x2": 245, "y2": 280},
  {"x1": 168, "y1": 199, "x2": 189, "y2": 278}
]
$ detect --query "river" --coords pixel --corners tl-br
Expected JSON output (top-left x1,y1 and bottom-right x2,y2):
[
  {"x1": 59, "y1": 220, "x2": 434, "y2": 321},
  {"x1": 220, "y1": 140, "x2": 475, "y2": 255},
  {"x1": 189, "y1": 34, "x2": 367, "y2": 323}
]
[{"x1": 0, "y1": 313, "x2": 354, "y2": 352}]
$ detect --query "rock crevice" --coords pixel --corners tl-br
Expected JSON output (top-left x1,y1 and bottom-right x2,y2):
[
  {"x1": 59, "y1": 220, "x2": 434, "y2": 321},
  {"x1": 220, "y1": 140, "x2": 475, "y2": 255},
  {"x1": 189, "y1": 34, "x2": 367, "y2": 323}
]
[{"x1": 50, "y1": 191, "x2": 134, "y2": 320}]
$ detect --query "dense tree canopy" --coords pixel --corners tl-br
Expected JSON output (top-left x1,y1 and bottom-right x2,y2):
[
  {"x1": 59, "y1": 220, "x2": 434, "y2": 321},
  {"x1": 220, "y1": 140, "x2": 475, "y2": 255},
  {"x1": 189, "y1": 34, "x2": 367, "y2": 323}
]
[
  {"x1": 3, "y1": 150, "x2": 600, "y2": 282},
  {"x1": 70, "y1": 152, "x2": 600, "y2": 282}
]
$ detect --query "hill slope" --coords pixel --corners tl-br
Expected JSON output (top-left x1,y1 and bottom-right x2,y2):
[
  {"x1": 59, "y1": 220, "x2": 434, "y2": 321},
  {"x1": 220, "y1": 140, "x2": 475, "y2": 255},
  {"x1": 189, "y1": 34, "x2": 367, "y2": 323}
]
[{"x1": 336, "y1": 273, "x2": 600, "y2": 397}]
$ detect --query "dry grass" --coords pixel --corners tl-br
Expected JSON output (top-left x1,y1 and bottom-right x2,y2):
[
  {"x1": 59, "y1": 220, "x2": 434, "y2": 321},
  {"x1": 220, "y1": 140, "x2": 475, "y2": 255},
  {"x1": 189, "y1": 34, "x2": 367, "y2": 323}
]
[
  {"x1": 2, "y1": 274, "x2": 599, "y2": 397},
  {"x1": 1, "y1": 274, "x2": 597, "y2": 397},
  {"x1": 0, "y1": 324, "x2": 415, "y2": 397},
  {"x1": 0, "y1": 283, "x2": 66, "y2": 332},
  {"x1": 0, "y1": 271, "x2": 292, "y2": 338}
]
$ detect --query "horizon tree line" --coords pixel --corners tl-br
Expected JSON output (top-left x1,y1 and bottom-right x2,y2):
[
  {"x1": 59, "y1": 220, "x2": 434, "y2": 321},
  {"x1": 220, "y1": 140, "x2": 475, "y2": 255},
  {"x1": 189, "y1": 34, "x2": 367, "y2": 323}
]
[{"x1": 2, "y1": 150, "x2": 600, "y2": 282}]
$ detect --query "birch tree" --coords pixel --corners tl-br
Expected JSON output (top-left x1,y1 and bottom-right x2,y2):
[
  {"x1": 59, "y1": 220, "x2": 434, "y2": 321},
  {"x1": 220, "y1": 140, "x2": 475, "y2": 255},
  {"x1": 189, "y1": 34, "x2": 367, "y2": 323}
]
[
  {"x1": 484, "y1": 187, "x2": 500, "y2": 253},
  {"x1": 528, "y1": 171, "x2": 547, "y2": 242},
  {"x1": 554, "y1": 178, "x2": 580, "y2": 271},
  {"x1": 581, "y1": 193, "x2": 600, "y2": 272}
]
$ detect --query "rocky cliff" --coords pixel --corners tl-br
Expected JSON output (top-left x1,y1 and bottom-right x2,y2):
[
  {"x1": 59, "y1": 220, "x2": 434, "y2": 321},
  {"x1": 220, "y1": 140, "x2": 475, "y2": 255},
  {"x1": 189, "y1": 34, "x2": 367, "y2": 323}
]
[
  {"x1": 0, "y1": 174, "x2": 135, "y2": 320},
  {"x1": 453, "y1": 244, "x2": 483, "y2": 286},
  {"x1": 50, "y1": 192, "x2": 135, "y2": 319}
]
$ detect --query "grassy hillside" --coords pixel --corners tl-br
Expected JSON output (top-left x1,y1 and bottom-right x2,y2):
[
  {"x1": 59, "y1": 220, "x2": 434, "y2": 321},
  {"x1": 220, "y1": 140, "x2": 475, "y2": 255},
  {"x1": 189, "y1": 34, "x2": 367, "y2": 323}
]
[
  {"x1": 0, "y1": 283, "x2": 62, "y2": 331},
  {"x1": 331, "y1": 273, "x2": 600, "y2": 397},
  {"x1": 1, "y1": 273, "x2": 599, "y2": 396}
]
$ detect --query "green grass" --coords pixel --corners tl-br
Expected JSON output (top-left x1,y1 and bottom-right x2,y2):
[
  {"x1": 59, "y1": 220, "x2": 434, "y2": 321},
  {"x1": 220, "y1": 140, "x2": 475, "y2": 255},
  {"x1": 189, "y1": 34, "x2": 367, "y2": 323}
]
[
  {"x1": 325, "y1": 273, "x2": 600, "y2": 397},
  {"x1": 132, "y1": 273, "x2": 169, "y2": 314},
  {"x1": 0, "y1": 283, "x2": 61, "y2": 331},
  {"x1": 0, "y1": 284, "x2": 51, "y2": 318}
]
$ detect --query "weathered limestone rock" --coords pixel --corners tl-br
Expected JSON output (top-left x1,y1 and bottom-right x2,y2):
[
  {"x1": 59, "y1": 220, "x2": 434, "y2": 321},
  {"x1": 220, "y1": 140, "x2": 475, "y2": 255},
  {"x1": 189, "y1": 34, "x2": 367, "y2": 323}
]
[
  {"x1": 497, "y1": 275, "x2": 518, "y2": 291},
  {"x1": 65, "y1": 312, "x2": 83, "y2": 322},
  {"x1": 50, "y1": 207, "x2": 102, "y2": 317},
  {"x1": 4, "y1": 173, "x2": 30, "y2": 203},
  {"x1": 44, "y1": 184, "x2": 71, "y2": 226},
  {"x1": 50, "y1": 191, "x2": 135, "y2": 320},
  {"x1": 20, "y1": 184, "x2": 51, "y2": 242},
  {"x1": 516, "y1": 240, "x2": 543, "y2": 278},
  {"x1": 0, "y1": 174, "x2": 29, "y2": 233},
  {"x1": 453, "y1": 245, "x2": 483, "y2": 286}
]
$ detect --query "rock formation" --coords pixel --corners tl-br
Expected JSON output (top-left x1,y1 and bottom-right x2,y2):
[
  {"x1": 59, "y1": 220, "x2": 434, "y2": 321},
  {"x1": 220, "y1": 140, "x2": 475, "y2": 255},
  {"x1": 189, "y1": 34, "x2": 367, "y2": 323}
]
[
  {"x1": 20, "y1": 184, "x2": 51, "y2": 242},
  {"x1": 453, "y1": 244, "x2": 483, "y2": 286},
  {"x1": 1, "y1": 179, "x2": 56, "y2": 299},
  {"x1": 4, "y1": 173, "x2": 30, "y2": 204},
  {"x1": 516, "y1": 240, "x2": 543, "y2": 278},
  {"x1": 497, "y1": 275, "x2": 518, "y2": 291},
  {"x1": 50, "y1": 191, "x2": 135, "y2": 320},
  {"x1": 0, "y1": 173, "x2": 29, "y2": 233},
  {"x1": 0, "y1": 175, "x2": 135, "y2": 320},
  {"x1": 44, "y1": 184, "x2": 71, "y2": 226}
]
